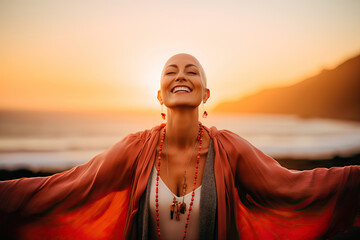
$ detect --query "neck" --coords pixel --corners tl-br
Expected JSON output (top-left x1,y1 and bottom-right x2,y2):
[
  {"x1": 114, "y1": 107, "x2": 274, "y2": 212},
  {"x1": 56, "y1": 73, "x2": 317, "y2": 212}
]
[{"x1": 165, "y1": 107, "x2": 200, "y2": 149}]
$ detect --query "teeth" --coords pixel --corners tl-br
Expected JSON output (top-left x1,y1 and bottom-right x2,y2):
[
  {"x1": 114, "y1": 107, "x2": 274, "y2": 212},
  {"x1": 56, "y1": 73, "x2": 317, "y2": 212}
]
[{"x1": 173, "y1": 86, "x2": 191, "y2": 93}]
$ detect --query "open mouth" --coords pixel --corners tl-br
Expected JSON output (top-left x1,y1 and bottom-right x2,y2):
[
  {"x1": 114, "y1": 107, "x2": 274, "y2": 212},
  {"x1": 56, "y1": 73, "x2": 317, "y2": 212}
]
[{"x1": 171, "y1": 86, "x2": 192, "y2": 93}]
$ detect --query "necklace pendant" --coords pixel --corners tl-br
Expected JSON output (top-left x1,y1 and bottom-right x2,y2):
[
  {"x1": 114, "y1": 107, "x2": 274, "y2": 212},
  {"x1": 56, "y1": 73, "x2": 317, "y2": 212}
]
[
  {"x1": 170, "y1": 197, "x2": 177, "y2": 220},
  {"x1": 170, "y1": 204, "x2": 175, "y2": 219},
  {"x1": 175, "y1": 203, "x2": 181, "y2": 221},
  {"x1": 180, "y1": 202, "x2": 186, "y2": 214}
]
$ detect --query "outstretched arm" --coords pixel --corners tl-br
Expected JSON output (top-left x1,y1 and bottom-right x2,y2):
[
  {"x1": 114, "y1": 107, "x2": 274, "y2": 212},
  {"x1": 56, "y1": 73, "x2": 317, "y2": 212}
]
[
  {"x1": 219, "y1": 130, "x2": 359, "y2": 238},
  {"x1": 236, "y1": 139, "x2": 359, "y2": 210},
  {"x1": 0, "y1": 132, "x2": 144, "y2": 217}
]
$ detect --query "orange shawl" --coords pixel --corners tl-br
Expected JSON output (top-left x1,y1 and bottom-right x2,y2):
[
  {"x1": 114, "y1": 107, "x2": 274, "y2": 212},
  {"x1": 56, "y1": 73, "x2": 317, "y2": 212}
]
[{"x1": 0, "y1": 124, "x2": 359, "y2": 239}]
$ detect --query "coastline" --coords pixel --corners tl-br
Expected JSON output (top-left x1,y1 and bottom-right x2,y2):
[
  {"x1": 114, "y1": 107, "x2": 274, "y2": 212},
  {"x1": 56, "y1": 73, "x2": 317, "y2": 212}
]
[
  {"x1": 1, "y1": 152, "x2": 359, "y2": 181},
  {"x1": 276, "y1": 152, "x2": 360, "y2": 170}
]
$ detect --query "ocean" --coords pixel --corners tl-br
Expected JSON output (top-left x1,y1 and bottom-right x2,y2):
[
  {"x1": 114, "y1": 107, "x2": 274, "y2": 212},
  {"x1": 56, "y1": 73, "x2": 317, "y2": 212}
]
[{"x1": 1, "y1": 110, "x2": 360, "y2": 170}]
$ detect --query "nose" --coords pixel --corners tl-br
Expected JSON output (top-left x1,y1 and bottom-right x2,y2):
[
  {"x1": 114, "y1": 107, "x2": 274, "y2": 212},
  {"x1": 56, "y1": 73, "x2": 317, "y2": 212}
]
[{"x1": 175, "y1": 70, "x2": 186, "y2": 81}]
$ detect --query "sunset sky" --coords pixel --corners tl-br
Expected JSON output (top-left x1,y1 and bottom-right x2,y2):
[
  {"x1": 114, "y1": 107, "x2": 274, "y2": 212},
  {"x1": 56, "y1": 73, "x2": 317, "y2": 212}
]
[{"x1": 1, "y1": 0, "x2": 359, "y2": 112}]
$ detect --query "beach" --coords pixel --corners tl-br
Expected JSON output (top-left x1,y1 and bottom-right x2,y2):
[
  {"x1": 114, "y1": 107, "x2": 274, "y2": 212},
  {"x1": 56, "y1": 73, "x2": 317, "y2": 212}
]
[
  {"x1": 1, "y1": 152, "x2": 360, "y2": 181},
  {"x1": 1, "y1": 110, "x2": 360, "y2": 174},
  {"x1": 1, "y1": 110, "x2": 360, "y2": 169}
]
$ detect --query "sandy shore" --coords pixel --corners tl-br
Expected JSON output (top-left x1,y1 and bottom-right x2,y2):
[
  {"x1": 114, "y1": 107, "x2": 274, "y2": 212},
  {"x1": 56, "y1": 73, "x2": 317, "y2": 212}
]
[
  {"x1": 1, "y1": 153, "x2": 359, "y2": 180},
  {"x1": 276, "y1": 153, "x2": 360, "y2": 170}
]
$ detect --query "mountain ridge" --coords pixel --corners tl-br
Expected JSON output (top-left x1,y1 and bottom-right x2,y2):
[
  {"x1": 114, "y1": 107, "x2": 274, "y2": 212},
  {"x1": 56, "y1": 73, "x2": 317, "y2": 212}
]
[{"x1": 214, "y1": 54, "x2": 360, "y2": 121}]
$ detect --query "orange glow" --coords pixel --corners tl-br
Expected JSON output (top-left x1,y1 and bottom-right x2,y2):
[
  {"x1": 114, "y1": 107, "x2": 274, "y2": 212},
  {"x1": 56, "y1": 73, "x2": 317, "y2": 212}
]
[{"x1": 0, "y1": 1, "x2": 359, "y2": 112}]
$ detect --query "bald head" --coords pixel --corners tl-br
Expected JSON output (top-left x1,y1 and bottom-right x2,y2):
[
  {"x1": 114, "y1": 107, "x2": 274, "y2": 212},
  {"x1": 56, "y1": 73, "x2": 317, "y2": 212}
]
[{"x1": 161, "y1": 53, "x2": 207, "y2": 87}]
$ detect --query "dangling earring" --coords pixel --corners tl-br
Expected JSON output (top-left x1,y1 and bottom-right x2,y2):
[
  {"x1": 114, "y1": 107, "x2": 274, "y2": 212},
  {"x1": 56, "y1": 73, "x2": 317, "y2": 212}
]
[
  {"x1": 161, "y1": 104, "x2": 166, "y2": 120},
  {"x1": 202, "y1": 102, "x2": 208, "y2": 118}
]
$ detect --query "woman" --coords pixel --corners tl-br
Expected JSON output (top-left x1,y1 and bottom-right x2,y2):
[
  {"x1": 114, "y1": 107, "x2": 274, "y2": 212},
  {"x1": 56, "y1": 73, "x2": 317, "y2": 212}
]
[{"x1": 0, "y1": 53, "x2": 359, "y2": 240}]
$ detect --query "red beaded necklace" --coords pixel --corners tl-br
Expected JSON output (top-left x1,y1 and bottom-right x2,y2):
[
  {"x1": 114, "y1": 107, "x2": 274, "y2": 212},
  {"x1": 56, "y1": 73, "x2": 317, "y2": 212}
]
[{"x1": 155, "y1": 123, "x2": 204, "y2": 240}]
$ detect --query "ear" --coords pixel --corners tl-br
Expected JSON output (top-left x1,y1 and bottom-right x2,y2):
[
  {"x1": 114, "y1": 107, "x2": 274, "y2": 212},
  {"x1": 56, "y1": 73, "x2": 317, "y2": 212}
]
[
  {"x1": 157, "y1": 90, "x2": 163, "y2": 104},
  {"x1": 203, "y1": 88, "x2": 210, "y2": 103}
]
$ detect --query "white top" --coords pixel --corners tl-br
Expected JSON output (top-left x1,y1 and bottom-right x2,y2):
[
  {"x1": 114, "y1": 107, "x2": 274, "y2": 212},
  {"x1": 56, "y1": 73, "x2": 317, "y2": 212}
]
[{"x1": 149, "y1": 167, "x2": 202, "y2": 240}]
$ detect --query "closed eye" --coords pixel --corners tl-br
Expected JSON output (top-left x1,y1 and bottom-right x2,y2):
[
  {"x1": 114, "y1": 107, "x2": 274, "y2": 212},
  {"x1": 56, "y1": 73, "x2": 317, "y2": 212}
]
[
  {"x1": 166, "y1": 72, "x2": 175, "y2": 75},
  {"x1": 188, "y1": 72, "x2": 197, "y2": 75}
]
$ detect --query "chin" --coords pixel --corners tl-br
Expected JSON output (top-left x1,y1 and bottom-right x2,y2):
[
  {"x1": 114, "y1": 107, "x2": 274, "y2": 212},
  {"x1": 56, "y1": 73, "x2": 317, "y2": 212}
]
[
  {"x1": 166, "y1": 96, "x2": 202, "y2": 107},
  {"x1": 166, "y1": 101, "x2": 200, "y2": 109}
]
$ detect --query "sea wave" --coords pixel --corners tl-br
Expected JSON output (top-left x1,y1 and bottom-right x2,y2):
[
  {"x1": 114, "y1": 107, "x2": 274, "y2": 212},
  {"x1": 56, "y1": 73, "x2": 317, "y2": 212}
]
[
  {"x1": 0, "y1": 136, "x2": 122, "y2": 153},
  {"x1": 1, "y1": 111, "x2": 360, "y2": 169}
]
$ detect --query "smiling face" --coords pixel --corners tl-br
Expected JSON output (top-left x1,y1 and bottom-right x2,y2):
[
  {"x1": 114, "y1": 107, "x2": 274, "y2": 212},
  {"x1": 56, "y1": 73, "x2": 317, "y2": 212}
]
[{"x1": 158, "y1": 53, "x2": 210, "y2": 109}]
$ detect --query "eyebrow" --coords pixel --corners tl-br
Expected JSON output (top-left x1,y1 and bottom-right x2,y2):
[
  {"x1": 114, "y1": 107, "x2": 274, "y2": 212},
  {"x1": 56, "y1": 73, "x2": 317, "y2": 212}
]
[{"x1": 166, "y1": 64, "x2": 199, "y2": 69}]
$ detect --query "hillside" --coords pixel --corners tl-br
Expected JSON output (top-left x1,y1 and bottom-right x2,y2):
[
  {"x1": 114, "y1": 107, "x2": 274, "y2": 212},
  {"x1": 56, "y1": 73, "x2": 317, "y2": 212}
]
[{"x1": 214, "y1": 54, "x2": 360, "y2": 121}]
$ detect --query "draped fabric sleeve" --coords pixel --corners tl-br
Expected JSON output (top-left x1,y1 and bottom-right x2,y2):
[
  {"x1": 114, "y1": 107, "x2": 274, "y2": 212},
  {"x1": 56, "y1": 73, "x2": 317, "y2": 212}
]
[
  {"x1": 0, "y1": 131, "x2": 145, "y2": 239},
  {"x1": 218, "y1": 130, "x2": 359, "y2": 240}
]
